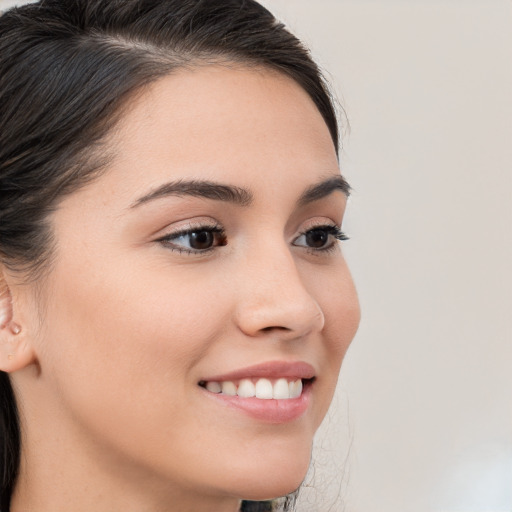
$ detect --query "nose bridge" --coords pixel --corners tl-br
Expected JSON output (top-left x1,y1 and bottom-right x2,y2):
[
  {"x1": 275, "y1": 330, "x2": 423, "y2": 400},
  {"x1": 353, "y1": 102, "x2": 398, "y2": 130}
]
[{"x1": 235, "y1": 238, "x2": 325, "y2": 338}]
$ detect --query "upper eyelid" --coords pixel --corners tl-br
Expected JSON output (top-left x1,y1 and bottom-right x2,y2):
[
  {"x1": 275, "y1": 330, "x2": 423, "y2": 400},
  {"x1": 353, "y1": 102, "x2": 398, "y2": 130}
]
[
  {"x1": 154, "y1": 217, "x2": 342, "y2": 238},
  {"x1": 294, "y1": 218, "x2": 342, "y2": 235},
  {"x1": 165, "y1": 225, "x2": 222, "y2": 236},
  {"x1": 298, "y1": 221, "x2": 339, "y2": 231},
  {"x1": 294, "y1": 225, "x2": 345, "y2": 241},
  {"x1": 157, "y1": 221, "x2": 340, "y2": 237},
  {"x1": 155, "y1": 221, "x2": 222, "y2": 238}
]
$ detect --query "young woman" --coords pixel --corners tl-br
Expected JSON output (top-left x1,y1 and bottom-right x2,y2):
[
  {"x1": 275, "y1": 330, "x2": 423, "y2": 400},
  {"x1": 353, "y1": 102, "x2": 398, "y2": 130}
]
[{"x1": 0, "y1": 1, "x2": 360, "y2": 511}]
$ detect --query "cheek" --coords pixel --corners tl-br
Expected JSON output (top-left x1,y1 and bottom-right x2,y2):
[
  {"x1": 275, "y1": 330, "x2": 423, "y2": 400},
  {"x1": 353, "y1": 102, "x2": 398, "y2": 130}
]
[
  {"x1": 310, "y1": 259, "x2": 360, "y2": 359},
  {"x1": 300, "y1": 259, "x2": 360, "y2": 428},
  {"x1": 33, "y1": 260, "x2": 242, "y2": 487},
  {"x1": 326, "y1": 276, "x2": 360, "y2": 358},
  {"x1": 38, "y1": 256, "x2": 229, "y2": 427}
]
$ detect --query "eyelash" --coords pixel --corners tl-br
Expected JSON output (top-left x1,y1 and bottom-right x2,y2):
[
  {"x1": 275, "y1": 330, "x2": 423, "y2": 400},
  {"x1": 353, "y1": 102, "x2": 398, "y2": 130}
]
[
  {"x1": 296, "y1": 225, "x2": 349, "y2": 255},
  {"x1": 156, "y1": 223, "x2": 348, "y2": 255},
  {"x1": 156, "y1": 223, "x2": 226, "y2": 255}
]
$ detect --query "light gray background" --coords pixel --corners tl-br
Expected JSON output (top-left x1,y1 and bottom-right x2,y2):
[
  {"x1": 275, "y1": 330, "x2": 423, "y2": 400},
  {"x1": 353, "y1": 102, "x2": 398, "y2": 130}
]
[{"x1": 1, "y1": 1, "x2": 511, "y2": 511}]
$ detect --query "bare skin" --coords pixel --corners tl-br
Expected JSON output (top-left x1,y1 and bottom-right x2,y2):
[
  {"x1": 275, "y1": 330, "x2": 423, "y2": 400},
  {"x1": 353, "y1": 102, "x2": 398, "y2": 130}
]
[{"x1": 0, "y1": 65, "x2": 360, "y2": 512}]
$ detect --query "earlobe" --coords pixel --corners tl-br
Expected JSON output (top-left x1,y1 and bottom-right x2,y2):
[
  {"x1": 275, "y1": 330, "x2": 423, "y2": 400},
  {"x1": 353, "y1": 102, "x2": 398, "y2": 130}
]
[
  {"x1": 0, "y1": 271, "x2": 36, "y2": 373},
  {"x1": 0, "y1": 324, "x2": 35, "y2": 373}
]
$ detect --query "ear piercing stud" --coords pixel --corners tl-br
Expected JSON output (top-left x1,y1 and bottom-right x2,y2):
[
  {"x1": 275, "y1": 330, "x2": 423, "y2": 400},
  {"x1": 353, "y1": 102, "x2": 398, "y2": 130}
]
[{"x1": 11, "y1": 324, "x2": 21, "y2": 335}]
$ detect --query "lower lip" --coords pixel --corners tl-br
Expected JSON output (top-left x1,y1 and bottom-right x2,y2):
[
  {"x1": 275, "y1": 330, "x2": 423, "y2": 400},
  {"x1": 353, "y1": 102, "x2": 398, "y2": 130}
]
[{"x1": 201, "y1": 381, "x2": 312, "y2": 424}]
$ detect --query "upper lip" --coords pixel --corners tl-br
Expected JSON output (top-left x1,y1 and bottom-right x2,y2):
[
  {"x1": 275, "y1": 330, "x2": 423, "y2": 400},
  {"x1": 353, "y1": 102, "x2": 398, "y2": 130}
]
[{"x1": 200, "y1": 361, "x2": 316, "y2": 382}]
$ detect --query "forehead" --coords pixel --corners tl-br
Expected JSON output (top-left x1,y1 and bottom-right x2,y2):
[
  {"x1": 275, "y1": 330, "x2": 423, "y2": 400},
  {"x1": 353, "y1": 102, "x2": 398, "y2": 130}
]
[
  {"x1": 50, "y1": 64, "x2": 341, "y2": 228},
  {"x1": 103, "y1": 65, "x2": 339, "y2": 191}
]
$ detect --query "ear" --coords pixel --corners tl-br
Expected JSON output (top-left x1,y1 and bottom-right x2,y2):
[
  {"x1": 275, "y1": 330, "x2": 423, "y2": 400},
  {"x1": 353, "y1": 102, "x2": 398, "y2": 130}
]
[{"x1": 0, "y1": 268, "x2": 37, "y2": 373}]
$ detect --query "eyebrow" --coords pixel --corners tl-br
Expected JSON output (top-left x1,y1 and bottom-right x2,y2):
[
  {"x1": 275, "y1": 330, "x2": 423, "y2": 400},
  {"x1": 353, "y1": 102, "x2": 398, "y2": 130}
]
[
  {"x1": 130, "y1": 179, "x2": 253, "y2": 208},
  {"x1": 130, "y1": 175, "x2": 350, "y2": 209},
  {"x1": 298, "y1": 175, "x2": 351, "y2": 206}
]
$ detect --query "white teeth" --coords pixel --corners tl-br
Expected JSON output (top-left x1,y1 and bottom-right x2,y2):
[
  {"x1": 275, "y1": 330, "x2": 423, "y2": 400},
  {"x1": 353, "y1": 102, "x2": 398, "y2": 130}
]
[
  {"x1": 204, "y1": 377, "x2": 305, "y2": 399},
  {"x1": 255, "y1": 378, "x2": 273, "y2": 399},
  {"x1": 206, "y1": 381, "x2": 222, "y2": 393},
  {"x1": 289, "y1": 379, "x2": 303, "y2": 399},
  {"x1": 273, "y1": 378, "x2": 290, "y2": 399},
  {"x1": 221, "y1": 381, "x2": 237, "y2": 396},
  {"x1": 237, "y1": 379, "x2": 256, "y2": 398}
]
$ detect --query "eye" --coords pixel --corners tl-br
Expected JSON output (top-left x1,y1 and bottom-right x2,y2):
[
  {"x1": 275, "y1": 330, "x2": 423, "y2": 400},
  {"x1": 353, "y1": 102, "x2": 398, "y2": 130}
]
[
  {"x1": 293, "y1": 225, "x2": 348, "y2": 251},
  {"x1": 156, "y1": 225, "x2": 227, "y2": 254}
]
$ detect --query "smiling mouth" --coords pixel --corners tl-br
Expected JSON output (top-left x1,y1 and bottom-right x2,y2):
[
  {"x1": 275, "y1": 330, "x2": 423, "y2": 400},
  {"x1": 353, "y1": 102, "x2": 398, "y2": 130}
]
[{"x1": 198, "y1": 377, "x2": 314, "y2": 400}]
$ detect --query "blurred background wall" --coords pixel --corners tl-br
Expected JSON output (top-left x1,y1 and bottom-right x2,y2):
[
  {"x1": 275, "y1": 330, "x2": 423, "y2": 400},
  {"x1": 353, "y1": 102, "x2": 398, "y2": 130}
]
[{"x1": 1, "y1": 1, "x2": 511, "y2": 511}]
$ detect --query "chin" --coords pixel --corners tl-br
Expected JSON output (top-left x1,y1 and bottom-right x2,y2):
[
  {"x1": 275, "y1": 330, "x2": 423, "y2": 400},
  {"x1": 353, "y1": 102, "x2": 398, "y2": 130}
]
[
  {"x1": 238, "y1": 472, "x2": 305, "y2": 503},
  {"x1": 225, "y1": 444, "x2": 312, "y2": 502}
]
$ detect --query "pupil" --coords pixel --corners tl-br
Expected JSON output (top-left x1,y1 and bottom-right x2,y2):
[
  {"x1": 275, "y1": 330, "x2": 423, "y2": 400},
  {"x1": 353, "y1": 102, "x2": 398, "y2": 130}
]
[
  {"x1": 190, "y1": 231, "x2": 214, "y2": 250},
  {"x1": 306, "y1": 229, "x2": 328, "y2": 248}
]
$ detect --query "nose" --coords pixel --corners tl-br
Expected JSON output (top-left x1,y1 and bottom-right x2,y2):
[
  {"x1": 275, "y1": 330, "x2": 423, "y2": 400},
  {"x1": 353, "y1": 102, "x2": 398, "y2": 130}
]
[{"x1": 234, "y1": 242, "x2": 325, "y2": 340}]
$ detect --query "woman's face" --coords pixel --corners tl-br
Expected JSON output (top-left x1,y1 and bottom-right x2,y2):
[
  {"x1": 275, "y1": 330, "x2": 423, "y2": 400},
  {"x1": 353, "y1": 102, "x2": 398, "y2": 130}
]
[{"x1": 17, "y1": 66, "x2": 360, "y2": 507}]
